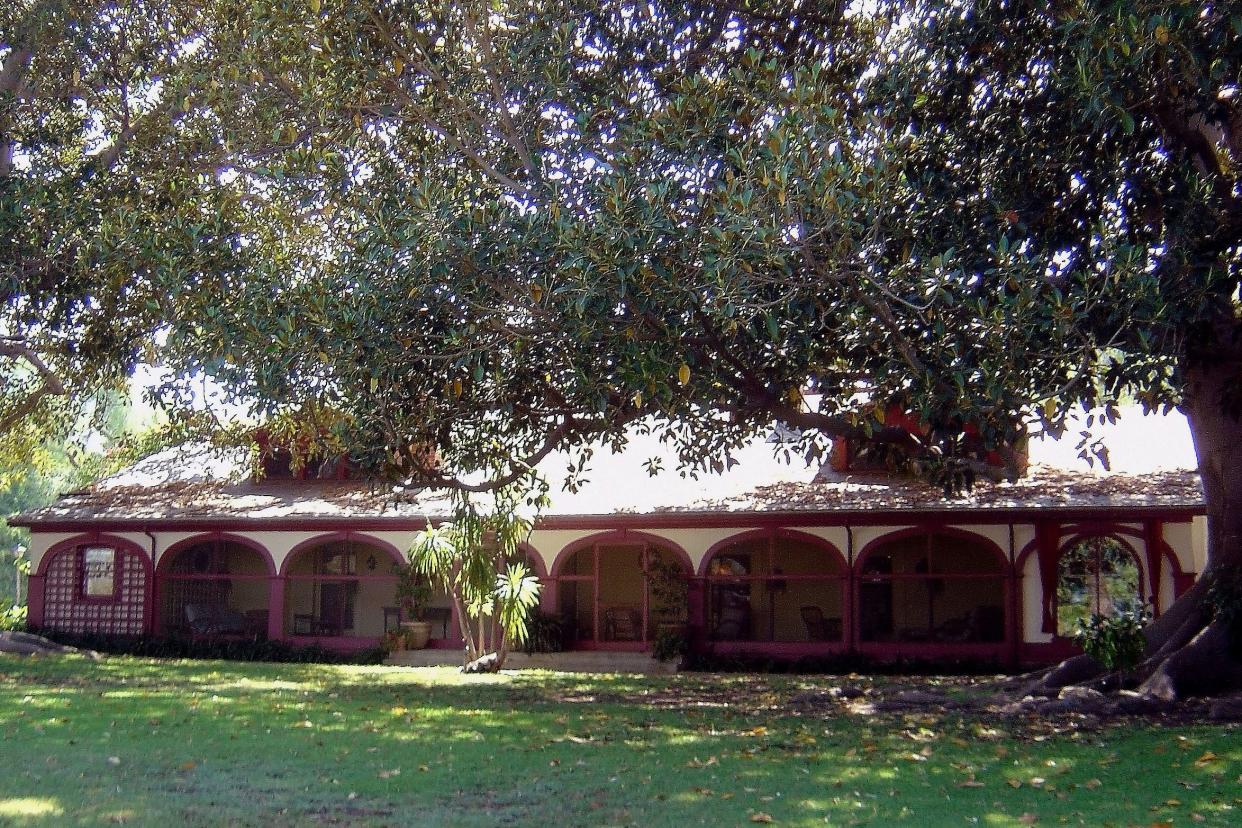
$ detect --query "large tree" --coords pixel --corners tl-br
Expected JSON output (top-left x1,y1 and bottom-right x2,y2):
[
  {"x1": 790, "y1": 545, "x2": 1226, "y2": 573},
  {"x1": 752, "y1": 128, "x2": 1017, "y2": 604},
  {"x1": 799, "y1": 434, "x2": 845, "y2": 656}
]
[
  {"x1": 0, "y1": 0, "x2": 279, "y2": 464},
  {"x1": 8, "y1": 1, "x2": 1241, "y2": 694}
]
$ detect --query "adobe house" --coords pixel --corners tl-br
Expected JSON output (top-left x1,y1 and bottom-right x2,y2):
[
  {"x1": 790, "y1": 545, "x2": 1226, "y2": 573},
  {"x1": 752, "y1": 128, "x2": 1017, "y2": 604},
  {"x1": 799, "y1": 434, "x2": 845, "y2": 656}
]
[{"x1": 11, "y1": 416, "x2": 1205, "y2": 668}]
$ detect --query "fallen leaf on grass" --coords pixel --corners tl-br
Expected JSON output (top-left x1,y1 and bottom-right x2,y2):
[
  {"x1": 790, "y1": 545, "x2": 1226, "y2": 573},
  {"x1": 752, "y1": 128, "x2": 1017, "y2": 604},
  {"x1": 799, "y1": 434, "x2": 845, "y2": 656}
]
[
  {"x1": 377, "y1": 768, "x2": 400, "y2": 779},
  {"x1": 178, "y1": 762, "x2": 197, "y2": 772},
  {"x1": 750, "y1": 813, "x2": 774, "y2": 823},
  {"x1": 957, "y1": 776, "x2": 984, "y2": 788},
  {"x1": 1084, "y1": 779, "x2": 1101, "y2": 790},
  {"x1": 1018, "y1": 813, "x2": 1038, "y2": 825},
  {"x1": 1193, "y1": 752, "x2": 1219, "y2": 767},
  {"x1": 686, "y1": 756, "x2": 719, "y2": 768},
  {"x1": 1008, "y1": 779, "x2": 1022, "y2": 789}
]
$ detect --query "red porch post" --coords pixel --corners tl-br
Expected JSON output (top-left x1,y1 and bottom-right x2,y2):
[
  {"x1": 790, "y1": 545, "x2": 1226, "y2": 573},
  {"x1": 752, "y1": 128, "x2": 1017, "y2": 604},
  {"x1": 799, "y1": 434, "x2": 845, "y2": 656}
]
[
  {"x1": 687, "y1": 576, "x2": 706, "y2": 652},
  {"x1": 267, "y1": 576, "x2": 284, "y2": 640},
  {"x1": 1143, "y1": 520, "x2": 1165, "y2": 617},
  {"x1": 26, "y1": 573, "x2": 45, "y2": 627},
  {"x1": 1035, "y1": 522, "x2": 1061, "y2": 634}
]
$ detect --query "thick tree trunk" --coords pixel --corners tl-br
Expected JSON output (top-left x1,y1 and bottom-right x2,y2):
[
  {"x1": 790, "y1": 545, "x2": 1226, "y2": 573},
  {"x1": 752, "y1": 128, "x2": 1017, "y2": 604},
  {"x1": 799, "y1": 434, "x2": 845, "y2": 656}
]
[
  {"x1": 1131, "y1": 357, "x2": 1242, "y2": 698},
  {"x1": 1178, "y1": 359, "x2": 1242, "y2": 584},
  {"x1": 1030, "y1": 354, "x2": 1242, "y2": 700}
]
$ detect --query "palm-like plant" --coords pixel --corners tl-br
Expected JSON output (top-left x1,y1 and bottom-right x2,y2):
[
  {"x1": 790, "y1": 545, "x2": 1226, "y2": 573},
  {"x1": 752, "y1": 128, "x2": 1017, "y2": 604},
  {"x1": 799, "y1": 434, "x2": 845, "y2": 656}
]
[{"x1": 409, "y1": 510, "x2": 541, "y2": 671}]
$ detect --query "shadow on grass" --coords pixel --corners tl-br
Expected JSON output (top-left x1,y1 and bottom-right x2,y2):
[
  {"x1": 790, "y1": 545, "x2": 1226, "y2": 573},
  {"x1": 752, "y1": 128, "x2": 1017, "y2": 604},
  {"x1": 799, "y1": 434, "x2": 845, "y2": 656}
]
[{"x1": 0, "y1": 655, "x2": 1238, "y2": 827}]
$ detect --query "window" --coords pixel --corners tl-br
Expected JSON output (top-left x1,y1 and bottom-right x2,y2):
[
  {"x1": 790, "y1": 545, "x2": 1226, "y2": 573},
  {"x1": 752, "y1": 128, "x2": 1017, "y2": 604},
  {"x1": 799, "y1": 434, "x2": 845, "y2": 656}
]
[
  {"x1": 1056, "y1": 536, "x2": 1142, "y2": 636},
  {"x1": 81, "y1": 547, "x2": 118, "y2": 599}
]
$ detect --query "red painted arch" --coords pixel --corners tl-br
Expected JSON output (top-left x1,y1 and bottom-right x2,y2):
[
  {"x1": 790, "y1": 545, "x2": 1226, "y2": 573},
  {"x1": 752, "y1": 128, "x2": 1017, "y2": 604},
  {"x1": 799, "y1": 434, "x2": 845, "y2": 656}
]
[
  {"x1": 1058, "y1": 521, "x2": 1145, "y2": 540},
  {"x1": 698, "y1": 528, "x2": 847, "y2": 577},
  {"x1": 515, "y1": 542, "x2": 548, "y2": 579},
  {"x1": 34, "y1": 533, "x2": 154, "y2": 634},
  {"x1": 37, "y1": 533, "x2": 152, "y2": 578},
  {"x1": 854, "y1": 526, "x2": 1009, "y2": 575},
  {"x1": 1016, "y1": 530, "x2": 1148, "y2": 644},
  {"x1": 1160, "y1": 546, "x2": 1186, "y2": 578},
  {"x1": 1015, "y1": 526, "x2": 1149, "y2": 583},
  {"x1": 279, "y1": 531, "x2": 405, "y2": 576},
  {"x1": 551, "y1": 530, "x2": 693, "y2": 578},
  {"x1": 157, "y1": 532, "x2": 277, "y2": 577},
  {"x1": 852, "y1": 526, "x2": 1012, "y2": 655},
  {"x1": 1055, "y1": 531, "x2": 1147, "y2": 593}
]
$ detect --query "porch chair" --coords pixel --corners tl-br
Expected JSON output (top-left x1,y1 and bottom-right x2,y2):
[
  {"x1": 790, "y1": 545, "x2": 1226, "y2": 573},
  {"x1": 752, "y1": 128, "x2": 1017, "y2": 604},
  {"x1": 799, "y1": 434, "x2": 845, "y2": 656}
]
[
  {"x1": 184, "y1": 603, "x2": 249, "y2": 636},
  {"x1": 800, "y1": 605, "x2": 842, "y2": 641},
  {"x1": 603, "y1": 606, "x2": 642, "y2": 641}
]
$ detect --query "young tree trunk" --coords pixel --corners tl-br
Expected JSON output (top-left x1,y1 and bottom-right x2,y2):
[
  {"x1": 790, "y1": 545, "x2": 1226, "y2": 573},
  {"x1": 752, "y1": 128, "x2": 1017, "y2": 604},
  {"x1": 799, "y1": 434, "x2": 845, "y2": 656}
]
[{"x1": 1031, "y1": 355, "x2": 1242, "y2": 700}]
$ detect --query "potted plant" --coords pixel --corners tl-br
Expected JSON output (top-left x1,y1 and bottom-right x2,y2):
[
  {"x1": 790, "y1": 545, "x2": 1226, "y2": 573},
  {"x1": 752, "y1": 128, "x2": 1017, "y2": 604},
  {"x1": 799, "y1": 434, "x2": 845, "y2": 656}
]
[{"x1": 396, "y1": 564, "x2": 434, "y2": 649}]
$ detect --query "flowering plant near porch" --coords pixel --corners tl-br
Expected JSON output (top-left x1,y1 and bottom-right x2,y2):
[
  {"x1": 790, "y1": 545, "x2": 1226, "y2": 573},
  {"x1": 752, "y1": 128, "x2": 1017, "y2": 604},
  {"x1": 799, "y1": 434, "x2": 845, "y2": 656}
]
[
  {"x1": 409, "y1": 482, "x2": 546, "y2": 672},
  {"x1": 1074, "y1": 605, "x2": 1151, "y2": 680}
]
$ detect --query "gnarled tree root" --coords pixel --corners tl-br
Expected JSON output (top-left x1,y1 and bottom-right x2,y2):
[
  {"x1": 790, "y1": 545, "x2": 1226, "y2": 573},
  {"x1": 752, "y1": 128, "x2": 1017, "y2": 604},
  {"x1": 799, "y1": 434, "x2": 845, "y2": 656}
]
[
  {"x1": 1138, "y1": 622, "x2": 1242, "y2": 701},
  {"x1": 1024, "y1": 619, "x2": 1242, "y2": 703}
]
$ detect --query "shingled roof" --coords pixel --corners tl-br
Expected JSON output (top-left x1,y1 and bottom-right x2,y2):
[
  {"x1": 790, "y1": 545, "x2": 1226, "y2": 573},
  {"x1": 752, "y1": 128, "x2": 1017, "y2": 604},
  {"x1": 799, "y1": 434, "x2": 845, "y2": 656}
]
[{"x1": 13, "y1": 411, "x2": 1204, "y2": 528}]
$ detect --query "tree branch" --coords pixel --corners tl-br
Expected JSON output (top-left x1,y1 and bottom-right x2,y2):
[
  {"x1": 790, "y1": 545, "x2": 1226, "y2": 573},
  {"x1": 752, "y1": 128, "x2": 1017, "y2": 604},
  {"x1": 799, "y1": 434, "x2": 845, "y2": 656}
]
[{"x1": 0, "y1": 337, "x2": 67, "y2": 433}]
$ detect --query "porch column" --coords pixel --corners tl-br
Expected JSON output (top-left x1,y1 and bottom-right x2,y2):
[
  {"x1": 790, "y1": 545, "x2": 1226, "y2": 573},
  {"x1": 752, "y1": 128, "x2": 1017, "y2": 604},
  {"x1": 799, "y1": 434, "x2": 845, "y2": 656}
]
[
  {"x1": 1035, "y1": 522, "x2": 1061, "y2": 634},
  {"x1": 1143, "y1": 520, "x2": 1165, "y2": 616},
  {"x1": 267, "y1": 576, "x2": 285, "y2": 640},
  {"x1": 26, "y1": 573, "x2": 45, "y2": 627},
  {"x1": 687, "y1": 577, "x2": 706, "y2": 652}
]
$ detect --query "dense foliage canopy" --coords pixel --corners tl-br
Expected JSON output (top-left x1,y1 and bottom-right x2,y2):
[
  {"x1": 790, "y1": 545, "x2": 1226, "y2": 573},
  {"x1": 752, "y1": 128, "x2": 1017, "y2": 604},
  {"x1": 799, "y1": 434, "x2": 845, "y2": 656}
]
[{"x1": 4, "y1": 1, "x2": 1239, "y2": 494}]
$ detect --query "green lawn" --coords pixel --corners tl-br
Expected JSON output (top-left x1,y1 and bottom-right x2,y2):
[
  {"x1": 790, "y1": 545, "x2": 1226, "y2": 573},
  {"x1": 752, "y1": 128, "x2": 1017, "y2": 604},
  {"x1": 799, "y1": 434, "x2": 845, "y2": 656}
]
[{"x1": 0, "y1": 655, "x2": 1237, "y2": 827}]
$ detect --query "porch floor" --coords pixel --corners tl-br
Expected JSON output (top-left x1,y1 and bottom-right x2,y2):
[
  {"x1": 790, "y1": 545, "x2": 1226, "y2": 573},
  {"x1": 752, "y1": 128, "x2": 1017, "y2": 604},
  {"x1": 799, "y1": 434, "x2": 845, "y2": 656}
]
[{"x1": 384, "y1": 649, "x2": 679, "y2": 674}]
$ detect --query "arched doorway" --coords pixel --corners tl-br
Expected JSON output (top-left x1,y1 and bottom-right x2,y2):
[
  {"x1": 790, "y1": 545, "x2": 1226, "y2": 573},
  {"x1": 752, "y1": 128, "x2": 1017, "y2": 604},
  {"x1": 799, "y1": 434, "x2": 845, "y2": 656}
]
[
  {"x1": 282, "y1": 535, "x2": 453, "y2": 644},
  {"x1": 857, "y1": 530, "x2": 1008, "y2": 653},
  {"x1": 553, "y1": 534, "x2": 690, "y2": 650},
  {"x1": 157, "y1": 536, "x2": 272, "y2": 638},
  {"x1": 1055, "y1": 535, "x2": 1143, "y2": 637},
  {"x1": 702, "y1": 531, "x2": 848, "y2": 647}
]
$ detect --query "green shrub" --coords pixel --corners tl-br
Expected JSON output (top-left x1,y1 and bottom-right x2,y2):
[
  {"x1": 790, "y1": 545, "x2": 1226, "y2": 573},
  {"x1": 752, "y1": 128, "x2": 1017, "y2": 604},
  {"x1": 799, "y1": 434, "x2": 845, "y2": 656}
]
[
  {"x1": 28, "y1": 628, "x2": 384, "y2": 664},
  {"x1": 652, "y1": 628, "x2": 688, "y2": 662},
  {"x1": 521, "y1": 611, "x2": 565, "y2": 654},
  {"x1": 0, "y1": 602, "x2": 26, "y2": 631},
  {"x1": 1074, "y1": 606, "x2": 1150, "y2": 673}
]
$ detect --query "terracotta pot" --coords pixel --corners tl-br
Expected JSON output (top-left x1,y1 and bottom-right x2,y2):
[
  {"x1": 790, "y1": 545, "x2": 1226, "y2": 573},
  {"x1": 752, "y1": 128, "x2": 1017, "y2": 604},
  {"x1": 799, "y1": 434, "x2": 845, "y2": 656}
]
[{"x1": 401, "y1": 620, "x2": 433, "y2": 649}]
